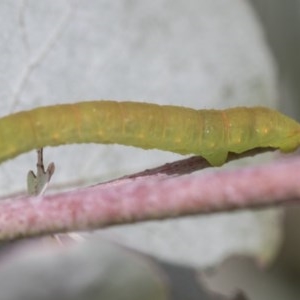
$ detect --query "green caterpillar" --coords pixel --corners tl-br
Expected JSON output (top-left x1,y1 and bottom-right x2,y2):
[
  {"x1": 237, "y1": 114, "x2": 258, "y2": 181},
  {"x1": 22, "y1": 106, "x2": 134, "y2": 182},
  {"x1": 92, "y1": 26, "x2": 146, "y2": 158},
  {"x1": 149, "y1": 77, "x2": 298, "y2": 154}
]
[{"x1": 0, "y1": 101, "x2": 299, "y2": 166}]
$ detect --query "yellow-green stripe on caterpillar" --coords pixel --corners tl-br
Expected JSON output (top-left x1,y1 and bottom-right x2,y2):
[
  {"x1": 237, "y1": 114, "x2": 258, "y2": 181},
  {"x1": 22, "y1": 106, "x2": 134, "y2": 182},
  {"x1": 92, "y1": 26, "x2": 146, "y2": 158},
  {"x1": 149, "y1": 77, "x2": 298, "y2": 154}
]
[{"x1": 0, "y1": 101, "x2": 300, "y2": 166}]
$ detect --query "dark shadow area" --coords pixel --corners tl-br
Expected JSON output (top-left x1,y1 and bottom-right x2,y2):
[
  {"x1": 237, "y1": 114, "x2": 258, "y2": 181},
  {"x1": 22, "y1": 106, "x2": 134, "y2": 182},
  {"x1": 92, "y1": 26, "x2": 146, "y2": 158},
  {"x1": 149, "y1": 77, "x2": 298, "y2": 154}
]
[
  {"x1": 249, "y1": 0, "x2": 300, "y2": 117},
  {"x1": 159, "y1": 260, "x2": 248, "y2": 300}
]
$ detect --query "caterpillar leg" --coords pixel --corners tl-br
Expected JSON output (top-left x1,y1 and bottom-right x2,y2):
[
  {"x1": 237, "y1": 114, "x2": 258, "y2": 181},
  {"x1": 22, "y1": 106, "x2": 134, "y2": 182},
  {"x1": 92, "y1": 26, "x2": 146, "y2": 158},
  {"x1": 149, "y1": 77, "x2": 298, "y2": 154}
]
[{"x1": 203, "y1": 151, "x2": 228, "y2": 167}]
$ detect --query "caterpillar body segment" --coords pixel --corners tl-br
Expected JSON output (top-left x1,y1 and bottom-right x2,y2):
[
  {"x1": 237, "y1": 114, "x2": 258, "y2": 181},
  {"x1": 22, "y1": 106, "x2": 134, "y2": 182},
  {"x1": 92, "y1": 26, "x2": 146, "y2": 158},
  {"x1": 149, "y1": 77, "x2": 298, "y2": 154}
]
[{"x1": 0, "y1": 101, "x2": 299, "y2": 166}]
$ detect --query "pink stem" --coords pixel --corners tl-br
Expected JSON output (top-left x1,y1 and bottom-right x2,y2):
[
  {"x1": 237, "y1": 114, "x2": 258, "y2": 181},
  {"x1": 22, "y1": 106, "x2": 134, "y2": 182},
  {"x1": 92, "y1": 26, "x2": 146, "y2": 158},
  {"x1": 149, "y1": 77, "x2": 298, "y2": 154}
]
[{"x1": 0, "y1": 155, "x2": 299, "y2": 241}]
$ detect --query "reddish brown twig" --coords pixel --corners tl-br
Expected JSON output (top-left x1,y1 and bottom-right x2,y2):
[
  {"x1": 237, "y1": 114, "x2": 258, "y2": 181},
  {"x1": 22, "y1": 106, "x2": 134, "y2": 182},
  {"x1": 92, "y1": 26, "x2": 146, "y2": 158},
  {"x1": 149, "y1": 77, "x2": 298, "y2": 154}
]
[{"x1": 99, "y1": 147, "x2": 274, "y2": 187}]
